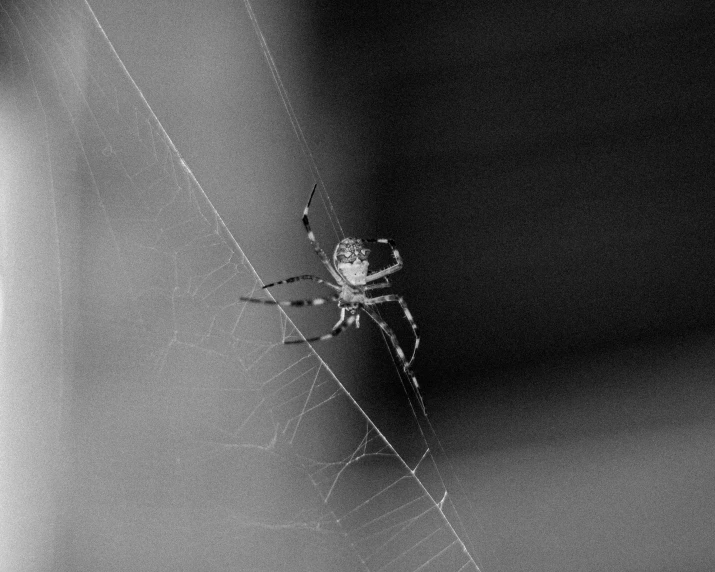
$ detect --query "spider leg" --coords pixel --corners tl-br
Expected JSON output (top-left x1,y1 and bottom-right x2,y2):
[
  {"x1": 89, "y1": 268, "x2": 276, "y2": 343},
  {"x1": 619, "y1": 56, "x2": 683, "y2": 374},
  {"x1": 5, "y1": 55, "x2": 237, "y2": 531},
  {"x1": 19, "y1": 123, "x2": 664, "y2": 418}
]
[
  {"x1": 303, "y1": 184, "x2": 343, "y2": 284},
  {"x1": 240, "y1": 294, "x2": 339, "y2": 307},
  {"x1": 364, "y1": 278, "x2": 391, "y2": 291},
  {"x1": 363, "y1": 238, "x2": 403, "y2": 282},
  {"x1": 283, "y1": 311, "x2": 357, "y2": 344},
  {"x1": 364, "y1": 294, "x2": 419, "y2": 366},
  {"x1": 363, "y1": 306, "x2": 426, "y2": 414},
  {"x1": 262, "y1": 274, "x2": 341, "y2": 291}
]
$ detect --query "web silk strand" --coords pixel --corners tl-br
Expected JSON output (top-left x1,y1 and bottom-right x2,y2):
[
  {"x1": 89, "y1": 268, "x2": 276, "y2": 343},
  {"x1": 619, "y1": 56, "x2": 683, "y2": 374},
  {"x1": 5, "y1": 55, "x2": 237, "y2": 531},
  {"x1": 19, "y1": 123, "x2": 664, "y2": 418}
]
[
  {"x1": 242, "y1": 0, "x2": 345, "y2": 241},
  {"x1": 242, "y1": 2, "x2": 482, "y2": 567}
]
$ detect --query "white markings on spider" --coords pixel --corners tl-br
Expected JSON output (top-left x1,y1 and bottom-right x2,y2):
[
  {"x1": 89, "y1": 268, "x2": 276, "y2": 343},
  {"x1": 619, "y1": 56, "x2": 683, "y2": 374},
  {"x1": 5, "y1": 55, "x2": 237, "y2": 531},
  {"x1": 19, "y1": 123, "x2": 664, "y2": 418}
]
[{"x1": 240, "y1": 184, "x2": 424, "y2": 413}]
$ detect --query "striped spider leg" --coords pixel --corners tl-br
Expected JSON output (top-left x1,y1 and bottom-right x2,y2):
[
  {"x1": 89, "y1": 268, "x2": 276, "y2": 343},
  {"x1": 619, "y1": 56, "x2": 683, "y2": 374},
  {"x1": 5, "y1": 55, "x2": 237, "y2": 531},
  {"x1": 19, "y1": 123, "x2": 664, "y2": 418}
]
[{"x1": 240, "y1": 184, "x2": 424, "y2": 413}]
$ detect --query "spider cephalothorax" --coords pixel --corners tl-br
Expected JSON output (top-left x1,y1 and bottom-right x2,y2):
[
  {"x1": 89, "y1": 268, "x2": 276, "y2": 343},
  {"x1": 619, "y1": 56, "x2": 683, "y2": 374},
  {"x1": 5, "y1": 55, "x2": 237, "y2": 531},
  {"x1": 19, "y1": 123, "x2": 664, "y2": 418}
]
[
  {"x1": 334, "y1": 238, "x2": 370, "y2": 264},
  {"x1": 240, "y1": 185, "x2": 424, "y2": 413}
]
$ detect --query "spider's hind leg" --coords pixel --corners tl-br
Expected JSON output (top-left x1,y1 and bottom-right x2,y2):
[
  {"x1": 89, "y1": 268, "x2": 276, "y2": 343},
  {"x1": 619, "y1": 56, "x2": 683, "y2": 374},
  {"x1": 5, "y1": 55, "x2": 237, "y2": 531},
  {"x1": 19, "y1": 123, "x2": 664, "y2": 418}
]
[
  {"x1": 363, "y1": 306, "x2": 426, "y2": 414},
  {"x1": 283, "y1": 312, "x2": 357, "y2": 344},
  {"x1": 365, "y1": 294, "x2": 419, "y2": 366}
]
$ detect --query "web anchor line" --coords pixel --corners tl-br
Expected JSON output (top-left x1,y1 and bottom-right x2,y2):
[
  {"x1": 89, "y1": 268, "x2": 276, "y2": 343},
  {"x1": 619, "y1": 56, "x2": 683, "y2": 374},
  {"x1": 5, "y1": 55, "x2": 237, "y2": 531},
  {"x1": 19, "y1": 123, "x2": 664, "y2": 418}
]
[{"x1": 242, "y1": 0, "x2": 344, "y2": 242}]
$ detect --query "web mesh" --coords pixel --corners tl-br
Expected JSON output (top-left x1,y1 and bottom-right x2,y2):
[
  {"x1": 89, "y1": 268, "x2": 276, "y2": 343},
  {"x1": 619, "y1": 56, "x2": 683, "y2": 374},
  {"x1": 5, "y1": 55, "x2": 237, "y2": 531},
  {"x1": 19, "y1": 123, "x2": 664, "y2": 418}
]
[{"x1": 1, "y1": 0, "x2": 481, "y2": 569}]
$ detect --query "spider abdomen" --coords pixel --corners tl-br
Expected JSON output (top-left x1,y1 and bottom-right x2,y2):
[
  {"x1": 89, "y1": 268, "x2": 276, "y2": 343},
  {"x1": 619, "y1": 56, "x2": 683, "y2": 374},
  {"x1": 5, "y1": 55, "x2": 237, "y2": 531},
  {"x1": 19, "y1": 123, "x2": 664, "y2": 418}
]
[{"x1": 337, "y1": 260, "x2": 369, "y2": 285}]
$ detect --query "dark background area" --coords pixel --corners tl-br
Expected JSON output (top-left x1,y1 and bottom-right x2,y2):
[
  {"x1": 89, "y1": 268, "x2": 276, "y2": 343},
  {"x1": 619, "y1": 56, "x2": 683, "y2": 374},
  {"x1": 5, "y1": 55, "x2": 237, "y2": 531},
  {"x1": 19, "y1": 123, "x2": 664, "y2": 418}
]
[{"x1": 302, "y1": 1, "x2": 715, "y2": 396}]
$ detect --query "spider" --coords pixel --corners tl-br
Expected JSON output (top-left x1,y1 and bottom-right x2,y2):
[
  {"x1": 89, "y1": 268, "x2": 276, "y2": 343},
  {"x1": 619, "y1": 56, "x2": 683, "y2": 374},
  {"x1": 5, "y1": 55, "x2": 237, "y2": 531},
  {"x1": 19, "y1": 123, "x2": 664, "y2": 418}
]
[{"x1": 240, "y1": 184, "x2": 424, "y2": 413}]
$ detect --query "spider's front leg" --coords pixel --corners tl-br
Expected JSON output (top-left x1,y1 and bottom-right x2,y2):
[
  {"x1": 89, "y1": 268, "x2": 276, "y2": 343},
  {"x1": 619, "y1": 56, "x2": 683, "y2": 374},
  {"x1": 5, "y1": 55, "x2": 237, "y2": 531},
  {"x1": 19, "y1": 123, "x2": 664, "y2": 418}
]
[
  {"x1": 302, "y1": 184, "x2": 343, "y2": 284},
  {"x1": 364, "y1": 278, "x2": 391, "y2": 291},
  {"x1": 261, "y1": 274, "x2": 340, "y2": 291},
  {"x1": 363, "y1": 238, "x2": 403, "y2": 282},
  {"x1": 240, "y1": 294, "x2": 339, "y2": 307}
]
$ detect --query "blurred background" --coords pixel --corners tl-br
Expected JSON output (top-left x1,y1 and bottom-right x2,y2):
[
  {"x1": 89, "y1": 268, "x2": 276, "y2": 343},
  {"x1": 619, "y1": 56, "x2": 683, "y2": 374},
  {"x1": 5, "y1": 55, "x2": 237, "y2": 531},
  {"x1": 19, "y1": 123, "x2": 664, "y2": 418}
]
[{"x1": 3, "y1": 0, "x2": 714, "y2": 570}]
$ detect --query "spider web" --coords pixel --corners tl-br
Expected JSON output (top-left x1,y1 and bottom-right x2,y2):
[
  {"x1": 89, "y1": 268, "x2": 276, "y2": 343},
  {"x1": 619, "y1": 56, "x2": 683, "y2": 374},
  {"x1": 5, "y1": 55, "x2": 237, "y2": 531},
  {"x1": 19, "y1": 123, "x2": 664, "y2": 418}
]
[{"x1": 0, "y1": 0, "x2": 481, "y2": 570}]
